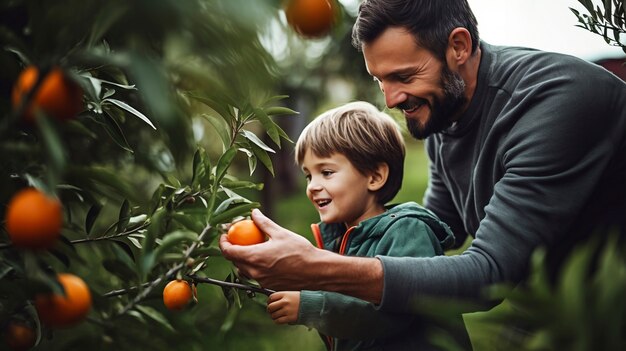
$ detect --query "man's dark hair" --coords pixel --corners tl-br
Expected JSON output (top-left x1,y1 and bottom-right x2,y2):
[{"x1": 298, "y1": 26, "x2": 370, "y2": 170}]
[{"x1": 352, "y1": 0, "x2": 480, "y2": 61}]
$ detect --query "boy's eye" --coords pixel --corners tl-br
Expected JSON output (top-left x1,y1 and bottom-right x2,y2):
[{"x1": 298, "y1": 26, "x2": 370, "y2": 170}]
[
  {"x1": 304, "y1": 174, "x2": 311, "y2": 182},
  {"x1": 321, "y1": 170, "x2": 333, "y2": 177}
]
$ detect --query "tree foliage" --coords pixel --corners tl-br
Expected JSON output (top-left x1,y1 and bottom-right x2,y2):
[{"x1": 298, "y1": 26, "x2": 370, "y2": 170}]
[
  {"x1": 571, "y1": 0, "x2": 626, "y2": 53},
  {"x1": 0, "y1": 0, "x2": 305, "y2": 349}
]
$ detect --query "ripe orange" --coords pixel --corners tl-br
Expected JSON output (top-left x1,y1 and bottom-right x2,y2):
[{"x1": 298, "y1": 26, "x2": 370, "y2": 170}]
[
  {"x1": 5, "y1": 188, "x2": 63, "y2": 250},
  {"x1": 12, "y1": 65, "x2": 83, "y2": 123},
  {"x1": 227, "y1": 219, "x2": 265, "y2": 246},
  {"x1": 35, "y1": 273, "x2": 92, "y2": 328},
  {"x1": 4, "y1": 322, "x2": 36, "y2": 351},
  {"x1": 285, "y1": 0, "x2": 337, "y2": 38},
  {"x1": 163, "y1": 280, "x2": 193, "y2": 311}
]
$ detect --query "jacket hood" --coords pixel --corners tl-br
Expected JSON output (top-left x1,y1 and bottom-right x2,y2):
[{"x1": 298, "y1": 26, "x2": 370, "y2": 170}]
[{"x1": 314, "y1": 202, "x2": 455, "y2": 251}]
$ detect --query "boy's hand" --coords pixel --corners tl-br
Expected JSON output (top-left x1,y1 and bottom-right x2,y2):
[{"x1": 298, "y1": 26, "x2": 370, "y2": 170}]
[{"x1": 267, "y1": 291, "x2": 301, "y2": 324}]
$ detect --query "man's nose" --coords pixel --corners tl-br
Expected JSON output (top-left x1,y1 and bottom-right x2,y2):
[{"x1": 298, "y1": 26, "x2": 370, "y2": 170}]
[{"x1": 381, "y1": 82, "x2": 405, "y2": 109}]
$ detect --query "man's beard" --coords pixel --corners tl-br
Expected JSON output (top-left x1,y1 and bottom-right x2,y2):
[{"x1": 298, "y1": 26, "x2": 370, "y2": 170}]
[{"x1": 403, "y1": 65, "x2": 467, "y2": 140}]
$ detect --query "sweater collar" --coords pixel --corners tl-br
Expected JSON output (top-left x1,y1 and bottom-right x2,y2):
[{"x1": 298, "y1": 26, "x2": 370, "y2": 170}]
[{"x1": 441, "y1": 41, "x2": 493, "y2": 137}]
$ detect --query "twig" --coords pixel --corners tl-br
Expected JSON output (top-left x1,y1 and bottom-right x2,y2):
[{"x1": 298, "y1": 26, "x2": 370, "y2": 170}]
[
  {"x1": 187, "y1": 274, "x2": 275, "y2": 296},
  {"x1": 117, "y1": 222, "x2": 214, "y2": 315},
  {"x1": 102, "y1": 282, "x2": 151, "y2": 298},
  {"x1": 70, "y1": 223, "x2": 150, "y2": 244}
]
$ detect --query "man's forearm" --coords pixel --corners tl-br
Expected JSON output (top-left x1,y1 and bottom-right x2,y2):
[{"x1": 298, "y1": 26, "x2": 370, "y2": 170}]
[{"x1": 313, "y1": 250, "x2": 384, "y2": 304}]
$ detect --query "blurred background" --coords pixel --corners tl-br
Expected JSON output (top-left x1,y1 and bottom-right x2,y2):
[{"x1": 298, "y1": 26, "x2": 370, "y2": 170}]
[{"x1": 0, "y1": 0, "x2": 624, "y2": 350}]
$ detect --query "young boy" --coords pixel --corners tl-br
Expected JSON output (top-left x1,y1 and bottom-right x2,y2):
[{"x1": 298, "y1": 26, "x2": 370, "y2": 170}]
[{"x1": 266, "y1": 101, "x2": 470, "y2": 350}]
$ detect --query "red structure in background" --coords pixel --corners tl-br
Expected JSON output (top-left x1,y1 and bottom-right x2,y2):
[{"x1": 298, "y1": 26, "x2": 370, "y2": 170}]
[{"x1": 596, "y1": 57, "x2": 626, "y2": 81}]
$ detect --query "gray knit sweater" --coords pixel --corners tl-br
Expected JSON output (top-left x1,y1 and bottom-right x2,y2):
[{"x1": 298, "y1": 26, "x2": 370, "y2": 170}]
[{"x1": 378, "y1": 42, "x2": 626, "y2": 312}]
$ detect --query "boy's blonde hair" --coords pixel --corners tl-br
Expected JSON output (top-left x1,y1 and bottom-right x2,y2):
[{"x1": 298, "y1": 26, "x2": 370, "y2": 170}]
[{"x1": 295, "y1": 101, "x2": 405, "y2": 205}]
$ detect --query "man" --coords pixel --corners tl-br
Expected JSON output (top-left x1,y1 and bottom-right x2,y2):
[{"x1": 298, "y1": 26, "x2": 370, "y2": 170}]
[{"x1": 220, "y1": 0, "x2": 626, "y2": 317}]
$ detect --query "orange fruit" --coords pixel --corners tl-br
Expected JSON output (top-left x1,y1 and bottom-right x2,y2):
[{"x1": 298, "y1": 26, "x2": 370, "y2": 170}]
[
  {"x1": 12, "y1": 65, "x2": 83, "y2": 123},
  {"x1": 35, "y1": 273, "x2": 92, "y2": 328},
  {"x1": 227, "y1": 219, "x2": 265, "y2": 246},
  {"x1": 4, "y1": 322, "x2": 36, "y2": 351},
  {"x1": 285, "y1": 0, "x2": 337, "y2": 38},
  {"x1": 5, "y1": 188, "x2": 63, "y2": 250},
  {"x1": 163, "y1": 280, "x2": 193, "y2": 311}
]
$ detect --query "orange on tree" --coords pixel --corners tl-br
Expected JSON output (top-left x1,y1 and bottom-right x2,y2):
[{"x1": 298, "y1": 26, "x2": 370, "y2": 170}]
[
  {"x1": 12, "y1": 65, "x2": 83, "y2": 123},
  {"x1": 5, "y1": 188, "x2": 63, "y2": 250},
  {"x1": 163, "y1": 279, "x2": 193, "y2": 311},
  {"x1": 34, "y1": 273, "x2": 92, "y2": 328},
  {"x1": 227, "y1": 219, "x2": 265, "y2": 246},
  {"x1": 285, "y1": 0, "x2": 337, "y2": 38},
  {"x1": 3, "y1": 321, "x2": 36, "y2": 351}
]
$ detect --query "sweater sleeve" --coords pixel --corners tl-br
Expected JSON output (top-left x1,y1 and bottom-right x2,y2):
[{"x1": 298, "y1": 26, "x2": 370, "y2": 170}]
[
  {"x1": 379, "y1": 58, "x2": 626, "y2": 313},
  {"x1": 297, "y1": 290, "x2": 415, "y2": 339},
  {"x1": 297, "y1": 219, "x2": 442, "y2": 338}
]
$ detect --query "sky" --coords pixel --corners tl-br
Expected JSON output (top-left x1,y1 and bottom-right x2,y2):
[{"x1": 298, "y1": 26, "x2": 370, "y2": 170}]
[
  {"x1": 339, "y1": 0, "x2": 624, "y2": 61},
  {"x1": 468, "y1": 0, "x2": 624, "y2": 61}
]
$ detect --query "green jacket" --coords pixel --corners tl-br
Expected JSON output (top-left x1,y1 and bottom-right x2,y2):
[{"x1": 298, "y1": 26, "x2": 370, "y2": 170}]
[{"x1": 297, "y1": 202, "x2": 468, "y2": 350}]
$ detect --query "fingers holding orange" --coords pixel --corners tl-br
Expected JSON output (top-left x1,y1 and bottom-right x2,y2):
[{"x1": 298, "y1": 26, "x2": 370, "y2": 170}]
[{"x1": 227, "y1": 219, "x2": 266, "y2": 246}]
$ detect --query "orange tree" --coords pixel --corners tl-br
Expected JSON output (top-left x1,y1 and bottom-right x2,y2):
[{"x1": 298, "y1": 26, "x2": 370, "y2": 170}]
[{"x1": 0, "y1": 0, "x2": 311, "y2": 349}]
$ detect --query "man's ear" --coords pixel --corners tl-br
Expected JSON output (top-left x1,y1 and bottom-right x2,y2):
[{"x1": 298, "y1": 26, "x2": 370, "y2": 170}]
[
  {"x1": 446, "y1": 27, "x2": 472, "y2": 69},
  {"x1": 368, "y1": 163, "x2": 389, "y2": 192}
]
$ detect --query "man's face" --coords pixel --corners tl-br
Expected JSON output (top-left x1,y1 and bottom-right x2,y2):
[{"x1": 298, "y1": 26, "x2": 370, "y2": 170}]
[{"x1": 363, "y1": 27, "x2": 467, "y2": 139}]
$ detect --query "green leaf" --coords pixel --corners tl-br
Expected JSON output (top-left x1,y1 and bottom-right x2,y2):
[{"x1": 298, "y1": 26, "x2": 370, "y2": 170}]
[
  {"x1": 143, "y1": 208, "x2": 166, "y2": 253},
  {"x1": 221, "y1": 179, "x2": 264, "y2": 191},
  {"x1": 202, "y1": 113, "x2": 231, "y2": 148},
  {"x1": 172, "y1": 212, "x2": 206, "y2": 233},
  {"x1": 98, "y1": 108, "x2": 134, "y2": 152},
  {"x1": 153, "y1": 230, "x2": 199, "y2": 261},
  {"x1": 189, "y1": 93, "x2": 234, "y2": 127},
  {"x1": 116, "y1": 199, "x2": 131, "y2": 234},
  {"x1": 263, "y1": 105, "x2": 298, "y2": 117},
  {"x1": 249, "y1": 141, "x2": 274, "y2": 176},
  {"x1": 209, "y1": 202, "x2": 259, "y2": 226},
  {"x1": 135, "y1": 305, "x2": 176, "y2": 332},
  {"x1": 85, "y1": 203, "x2": 102, "y2": 235},
  {"x1": 68, "y1": 166, "x2": 138, "y2": 202},
  {"x1": 105, "y1": 98, "x2": 156, "y2": 130},
  {"x1": 213, "y1": 196, "x2": 249, "y2": 217},
  {"x1": 253, "y1": 107, "x2": 280, "y2": 147},
  {"x1": 36, "y1": 114, "x2": 66, "y2": 187},
  {"x1": 103, "y1": 259, "x2": 137, "y2": 281},
  {"x1": 215, "y1": 146, "x2": 237, "y2": 183},
  {"x1": 191, "y1": 147, "x2": 212, "y2": 189},
  {"x1": 149, "y1": 184, "x2": 165, "y2": 215},
  {"x1": 241, "y1": 129, "x2": 275, "y2": 153},
  {"x1": 220, "y1": 303, "x2": 240, "y2": 335},
  {"x1": 192, "y1": 246, "x2": 222, "y2": 257}
]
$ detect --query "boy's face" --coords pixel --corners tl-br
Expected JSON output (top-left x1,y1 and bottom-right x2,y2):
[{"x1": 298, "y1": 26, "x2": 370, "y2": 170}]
[{"x1": 301, "y1": 150, "x2": 385, "y2": 227}]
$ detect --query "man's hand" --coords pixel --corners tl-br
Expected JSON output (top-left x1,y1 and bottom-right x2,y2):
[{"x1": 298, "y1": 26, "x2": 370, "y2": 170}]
[
  {"x1": 219, "y1": 209, "x2": 384, "y2": 303},
  {"x1": 219, "y1": 209, "x2": 319, "y2": 290},
  {"x1": 267, "y1": 291, "x2": 301, "y2": 324}
]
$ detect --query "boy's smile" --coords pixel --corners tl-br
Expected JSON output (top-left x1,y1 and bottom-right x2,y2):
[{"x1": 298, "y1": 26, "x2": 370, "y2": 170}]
[{"x1": 301, "y1": 150, "x2": 385, "y2": 228}]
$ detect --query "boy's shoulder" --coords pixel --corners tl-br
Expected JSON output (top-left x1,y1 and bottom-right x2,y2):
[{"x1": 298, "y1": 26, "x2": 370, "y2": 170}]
[{"x1": 377, "y1": 202, "x2": 455, "y2": 249}]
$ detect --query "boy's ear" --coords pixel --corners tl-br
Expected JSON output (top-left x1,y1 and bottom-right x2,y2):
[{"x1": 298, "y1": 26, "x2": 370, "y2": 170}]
[{"x1": 368, "y1": 163, "x2": 389, "y2": 192}]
